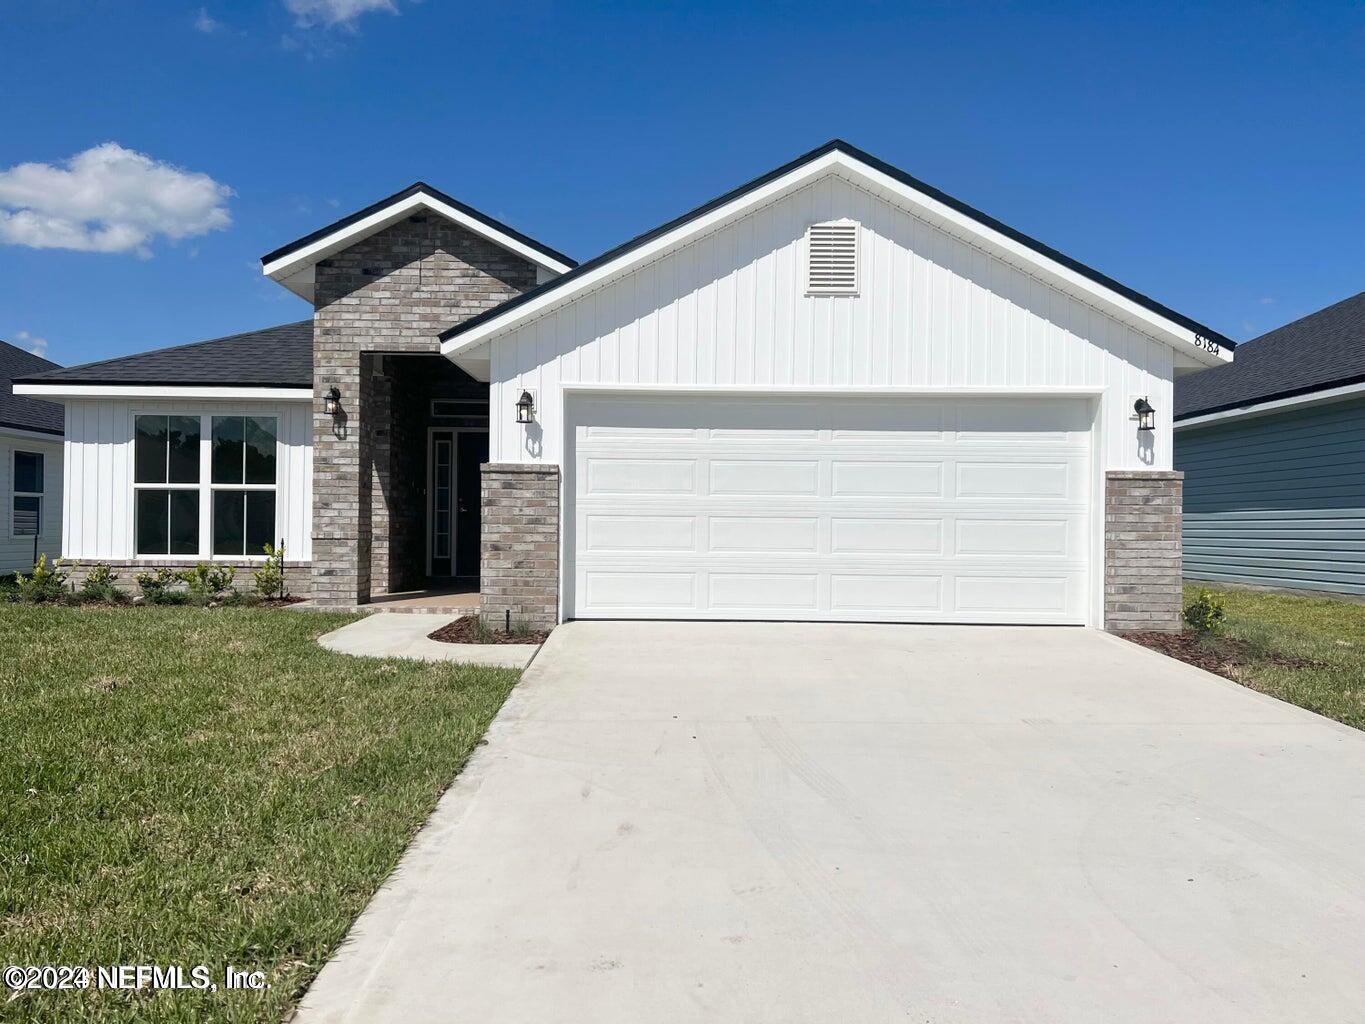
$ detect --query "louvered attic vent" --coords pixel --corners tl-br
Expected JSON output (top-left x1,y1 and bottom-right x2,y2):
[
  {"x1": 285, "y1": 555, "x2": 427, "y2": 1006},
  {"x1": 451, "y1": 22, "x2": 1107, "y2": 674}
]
[{"x1": 805, "y1": 220, "x2": 859, "y2": 296}]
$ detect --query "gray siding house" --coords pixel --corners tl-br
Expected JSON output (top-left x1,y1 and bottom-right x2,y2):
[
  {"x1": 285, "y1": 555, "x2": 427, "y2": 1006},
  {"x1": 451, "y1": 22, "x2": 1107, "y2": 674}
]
[{"x1": 1175, "y1": 291, "x2": 1365, "y2": 596}]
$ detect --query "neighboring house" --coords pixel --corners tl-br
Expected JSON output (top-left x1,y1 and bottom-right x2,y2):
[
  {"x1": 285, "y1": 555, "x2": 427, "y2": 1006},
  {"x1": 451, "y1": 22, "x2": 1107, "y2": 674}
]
[
  {"x1": 1175, "y1": 291, "x2": 1365, "y2": 596},
  {"x1": 0, "y1": 340, "x2": 63, "y2": 574},
  {"x1": 13, "y1": 140, "x2": 1234, "y2": 630}
]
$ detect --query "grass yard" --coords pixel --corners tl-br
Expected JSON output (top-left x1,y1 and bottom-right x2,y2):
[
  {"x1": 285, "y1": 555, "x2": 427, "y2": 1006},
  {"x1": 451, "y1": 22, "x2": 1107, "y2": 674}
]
[
  {"x1": 1143, "y1": 585, "x2": 1365, "y2": 730},
  {"x1": 0, "y1": 605, "x2": 520, "y2": 1023}
]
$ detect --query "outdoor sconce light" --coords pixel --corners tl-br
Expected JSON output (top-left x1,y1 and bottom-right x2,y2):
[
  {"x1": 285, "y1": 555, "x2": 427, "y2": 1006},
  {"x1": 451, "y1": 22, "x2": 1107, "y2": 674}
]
[
  {"x1": 1133, "y1": 397, "x2": 1155, "y2": 432},
  {"x1": 323, "y1": 386, "x2": 341, "y2": 416},
  {"x1": 516, "y1": 389, "x2": 535, "y2": 424}
]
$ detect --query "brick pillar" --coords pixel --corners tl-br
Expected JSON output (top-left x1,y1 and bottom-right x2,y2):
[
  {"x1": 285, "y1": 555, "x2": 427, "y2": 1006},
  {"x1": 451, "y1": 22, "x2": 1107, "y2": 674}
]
[
  {"x1": 310, "y1": 348, "x2": 375, "y2": 606},
  {"x1": 480, "y1": 464, "x2": 559, "y2": 630},
  {"x1": 1105, "y1": 471, "x2": 1183, "y2": 632}
]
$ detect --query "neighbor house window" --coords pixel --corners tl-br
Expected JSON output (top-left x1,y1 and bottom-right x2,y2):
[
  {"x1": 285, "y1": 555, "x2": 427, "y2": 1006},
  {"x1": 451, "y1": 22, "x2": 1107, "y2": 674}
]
[
  {"x1": 211, "y1": 416, "x2": 277, "y2": 556},
  {"x1": 12, "y1": 450, "x2": 43, "y2": 537},
  {"x1": 134, "y1": 415, "x2": 201, "y2": 555}
]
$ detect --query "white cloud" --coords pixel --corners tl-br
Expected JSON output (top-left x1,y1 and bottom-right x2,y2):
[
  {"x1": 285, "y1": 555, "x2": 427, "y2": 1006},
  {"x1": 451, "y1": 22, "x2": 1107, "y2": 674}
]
[
  {"x1": 284, "y1": 0, "x2": 396, "y2": 29},
  {"x1": 193, "y1": 7, "x2": 223, "y2": 32},
  {"x1": 15, "y1": 331, "x2": 48, "y2": 359},
  {"x1": 0, "y1": 143, "x2": 232, "y2": 257}
]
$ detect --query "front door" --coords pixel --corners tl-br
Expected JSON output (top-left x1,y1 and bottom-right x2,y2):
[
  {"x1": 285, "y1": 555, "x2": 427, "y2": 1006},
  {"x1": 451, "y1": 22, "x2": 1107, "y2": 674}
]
[{"x1": 429, "y1": 430, "x2": 488, "y2": 581}]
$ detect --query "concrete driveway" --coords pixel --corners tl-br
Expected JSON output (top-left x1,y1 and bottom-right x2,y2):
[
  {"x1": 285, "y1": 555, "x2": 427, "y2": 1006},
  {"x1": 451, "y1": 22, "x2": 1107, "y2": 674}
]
[{"x1": 296, "y1": 622, "x2": 1365, "y2": 1024}]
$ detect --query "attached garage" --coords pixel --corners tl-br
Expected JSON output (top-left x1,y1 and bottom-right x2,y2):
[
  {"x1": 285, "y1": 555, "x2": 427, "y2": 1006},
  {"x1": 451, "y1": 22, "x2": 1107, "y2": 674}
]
[
  {"x1": 565, "y1": 393, "x2": 1095, "y2": 623},
  {"x1": 441, "y1": 140, "x2": 1235, "y2": 630}
]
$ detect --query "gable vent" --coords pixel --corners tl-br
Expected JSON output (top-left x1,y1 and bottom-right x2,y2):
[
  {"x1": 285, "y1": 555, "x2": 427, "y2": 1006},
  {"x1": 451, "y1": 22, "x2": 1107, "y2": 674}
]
[{"x1": 805, "y1": 220, "x2": 859, "y2": 296}]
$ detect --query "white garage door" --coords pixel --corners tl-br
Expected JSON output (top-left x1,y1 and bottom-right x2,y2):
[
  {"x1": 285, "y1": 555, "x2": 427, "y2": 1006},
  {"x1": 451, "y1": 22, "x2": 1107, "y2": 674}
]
[{"x1": 565, "y1": 394, "x2": 1093, "y2": 624}]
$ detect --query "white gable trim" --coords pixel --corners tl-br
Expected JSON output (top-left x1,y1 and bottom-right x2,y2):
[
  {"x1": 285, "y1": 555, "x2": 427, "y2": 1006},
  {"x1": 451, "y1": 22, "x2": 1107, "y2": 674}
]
[
  {"x1": 262, "y1": 191, "x2": 574, "y2": 300},
  {"x1": 14, "y1": 384, "x2": 313, "y2": 401},
  {"x1": 1174, "y1": 379, "x2": 1365, "y2": 431},
  {"x1": 441, "y1": 149, "x2": 1230, "y2": 370}
]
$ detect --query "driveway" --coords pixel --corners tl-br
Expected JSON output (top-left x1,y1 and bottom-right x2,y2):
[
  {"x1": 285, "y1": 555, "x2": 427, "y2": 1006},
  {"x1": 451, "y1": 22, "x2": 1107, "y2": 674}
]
[{"x1": 296, "y1": 622, "x2": 1365, "y2": 1024}]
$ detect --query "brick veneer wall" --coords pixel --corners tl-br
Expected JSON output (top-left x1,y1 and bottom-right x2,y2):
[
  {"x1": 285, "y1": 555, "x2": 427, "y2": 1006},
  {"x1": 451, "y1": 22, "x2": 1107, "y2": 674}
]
[
  {"x1": 1105, "y1": 471, "x2": 1183, "y2": 632},
  {"x1": 61, "y1": 560, "x2": 312, "y2": 598},
  {"x1": 480, "y1": 464, "x2": 559, "y2": 629},
  {"x1": 312, "y1": 214, "x2": 536, "y2": 605}
]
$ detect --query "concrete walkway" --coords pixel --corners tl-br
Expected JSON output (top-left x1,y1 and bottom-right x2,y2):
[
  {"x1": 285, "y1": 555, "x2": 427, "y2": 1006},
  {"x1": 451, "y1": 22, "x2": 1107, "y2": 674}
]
[
  {"x1": 317, "y1": 613, "x2": 538, "y2": 669},
  {"x1": 296, "y1": 622, "x2": 1365, "y2": 1024}
]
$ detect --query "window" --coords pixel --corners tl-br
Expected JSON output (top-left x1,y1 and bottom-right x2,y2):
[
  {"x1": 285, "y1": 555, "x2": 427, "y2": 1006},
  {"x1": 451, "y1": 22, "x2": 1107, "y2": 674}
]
[
  {"x1": 134, "y1": 415, "x2": 201, "y2": 555},
  {"x1": 805, "y1": 220, "x2": 859, "y2": 296},
  {"x1": 211, "y1": 416, "x2": 277, "y2": 556},
  {"x1": 12, "y1": 450, "x2": 43, "y2": 537}
]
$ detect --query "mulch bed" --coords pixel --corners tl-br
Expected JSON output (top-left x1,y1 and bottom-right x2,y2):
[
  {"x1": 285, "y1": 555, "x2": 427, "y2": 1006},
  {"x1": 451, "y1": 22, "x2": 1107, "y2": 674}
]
[
  {"x1": 429, "y1": 616, "x2": 550, "y2": 646},
  {"x1": 1122, "y1": 630, "x2": 1322, "y2": 680}
]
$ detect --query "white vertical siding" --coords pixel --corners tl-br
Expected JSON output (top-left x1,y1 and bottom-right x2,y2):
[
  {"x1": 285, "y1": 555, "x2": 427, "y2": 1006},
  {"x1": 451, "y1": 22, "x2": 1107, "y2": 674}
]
[
  {"x1": 60, "y1": 398, "x2": 312, "y2": 561},
  {"x1": 0, "y1": 430, "x2": 63, "y2": 573},
  {"x1": 488, "y1": 174, "x2": 1175, "y2": 470}
]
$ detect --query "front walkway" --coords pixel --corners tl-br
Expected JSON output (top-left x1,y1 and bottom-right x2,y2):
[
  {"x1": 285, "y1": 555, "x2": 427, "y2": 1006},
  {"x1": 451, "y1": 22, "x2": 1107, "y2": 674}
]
[
  {"x1": 318, "y1": 614, "x2": 538, "y2": 668},
  {"x1": 295, "y1": 622, "x2": 1365, "y2": 1024}
]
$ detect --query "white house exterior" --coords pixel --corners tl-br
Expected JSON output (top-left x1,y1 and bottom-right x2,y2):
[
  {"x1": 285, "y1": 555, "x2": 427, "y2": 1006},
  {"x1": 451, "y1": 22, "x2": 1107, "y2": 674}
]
[{"x1": 15, "y1": 141, "x2": 1232, "y2": 628}]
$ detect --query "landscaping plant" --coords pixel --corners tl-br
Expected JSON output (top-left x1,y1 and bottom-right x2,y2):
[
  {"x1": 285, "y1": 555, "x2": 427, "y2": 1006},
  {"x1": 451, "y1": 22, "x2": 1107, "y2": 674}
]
[
  {"x1": 79, "y1": 562, "x2": 125, "y2": 604},
  {"x1": 253, "y1": 542, "x2": 288, "y2": 599},
  {"x1": 14, "y1": 554, "x2": 67, "y2": 604},
  {"x1": 135, "y1": 567, "x2": 188, "y2": 605},
  {"x1": 180, "y1": 562, "x2": 237, "y2": 604},
  {"x1": 1184, "y1": 588, "x2": 1227, "y2": 634}
]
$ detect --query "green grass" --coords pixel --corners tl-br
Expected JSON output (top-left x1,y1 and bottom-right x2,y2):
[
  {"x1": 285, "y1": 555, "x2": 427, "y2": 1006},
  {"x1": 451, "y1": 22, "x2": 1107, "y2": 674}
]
[
  {"x1": 0, "y1": 605, "x2": 520, "y2": 1023},
  {"x1": 1185, "y1": 584, "x2": 1365, "y2": 730}
]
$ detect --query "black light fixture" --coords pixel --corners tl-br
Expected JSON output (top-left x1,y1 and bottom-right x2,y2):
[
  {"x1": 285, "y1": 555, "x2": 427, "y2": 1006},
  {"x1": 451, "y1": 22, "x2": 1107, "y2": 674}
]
[
  {"x1": 1133, "y1": 397, "x2": 1155, "y2": 432},
  {"x1": 323, "y1": 386, "x2": 341, "y2": 416},
  {"x1": 516, "y1": 389, "x2": 535, "y2": 424}
]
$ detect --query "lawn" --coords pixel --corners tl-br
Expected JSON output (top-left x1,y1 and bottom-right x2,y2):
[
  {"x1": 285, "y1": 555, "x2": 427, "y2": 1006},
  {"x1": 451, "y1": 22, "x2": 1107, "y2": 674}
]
[
  {"x1": 0, "y1": 604, "x2": 520, "y2": 1023},
  {"x1": 1146, "y1": 585, "x2": 1365, "y2": 730}
]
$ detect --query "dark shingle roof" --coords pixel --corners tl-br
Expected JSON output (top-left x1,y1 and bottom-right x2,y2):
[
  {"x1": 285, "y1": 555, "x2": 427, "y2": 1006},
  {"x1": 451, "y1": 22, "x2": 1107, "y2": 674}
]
[
  {"x1": 0, "y1": 340, "x2": 63, "y2": 435},
  {"x1": 13, "y1": 321, "x2": 313, "y2": 389},
  {"x1": 1175, "y1": 292, "x2": 1365, "y2": 420}
]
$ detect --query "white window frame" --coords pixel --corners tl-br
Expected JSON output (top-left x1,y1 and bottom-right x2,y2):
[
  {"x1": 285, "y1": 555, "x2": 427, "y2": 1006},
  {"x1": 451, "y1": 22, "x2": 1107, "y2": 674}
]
[
  {"x1": 11, "y1": 449, "x2": 44, "y2": 539},
  {"x1": 130, "y1": 412, "x2": 279, "y2": 561}
]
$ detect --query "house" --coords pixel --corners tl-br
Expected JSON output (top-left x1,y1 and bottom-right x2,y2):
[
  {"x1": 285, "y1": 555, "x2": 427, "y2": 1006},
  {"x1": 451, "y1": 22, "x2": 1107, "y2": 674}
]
[
  {"x1": 1174, "y1": 291, "x2": 1365, "y2": 596},
  {"x1": 13, "y1": 140, "x2": 1234, "y2": 630},
  {"x1": 0, "y1": 340, "x2": 63, "y2": 574}
]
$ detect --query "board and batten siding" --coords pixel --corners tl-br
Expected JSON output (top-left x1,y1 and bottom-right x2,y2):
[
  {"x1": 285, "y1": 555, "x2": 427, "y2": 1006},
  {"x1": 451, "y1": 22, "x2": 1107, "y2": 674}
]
[
  {"x1": 487, "y1": 173, "x2": 1175, "y2": 470},
  {"x1": 1176, "y1": 396, "x2": 1365, "y2": 596},
  {"x1": 61, "y1": 398, "x2": 313, "y2": 561},
  {"x1": 0, "y1": 431, "x2": 63, "y2": 573}
]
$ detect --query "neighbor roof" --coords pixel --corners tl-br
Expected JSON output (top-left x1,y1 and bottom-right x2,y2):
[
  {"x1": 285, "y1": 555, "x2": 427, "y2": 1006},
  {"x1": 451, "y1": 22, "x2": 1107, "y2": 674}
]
[
  {"x1": 440, "y1": 139, "x2": 1235, "y2": 357},
  {"x1": 0, "y1": 340, "x2": 63, "y2": 434},
  {"x1": 1175, "y1": 291, "x2": 1365, "y2": 420},
  {"x1": 13, "y1": 321, "x2": 313, "y2": 389}
]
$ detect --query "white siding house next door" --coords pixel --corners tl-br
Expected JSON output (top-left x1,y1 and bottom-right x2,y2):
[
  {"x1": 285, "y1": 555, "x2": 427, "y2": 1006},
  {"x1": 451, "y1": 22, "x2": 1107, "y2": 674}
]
[{"x1": 565, "y1": 393, "x2": 1094, "y2": 624}]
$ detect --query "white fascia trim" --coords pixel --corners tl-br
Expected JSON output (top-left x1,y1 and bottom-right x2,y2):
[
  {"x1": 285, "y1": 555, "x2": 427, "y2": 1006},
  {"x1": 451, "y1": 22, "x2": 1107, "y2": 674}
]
[
  {"x1": 0, "y1": 424, "x2": 64, "y2": 442},
  {"x1": 262, "y1": 191, "x2": 574, "y2": 283},
  {"x1": 443, "y1": 149, "x2": 1231, "y2": 369},
  {"x1": 559, "y1": 382, "x2": 1106, "y2": 398},
  {"x1": 13, "y1": 384, "x2": 313, "y2": 401},
  {"x1": 1173, "y1": 380, "x2": 1365, "y2": 431}
]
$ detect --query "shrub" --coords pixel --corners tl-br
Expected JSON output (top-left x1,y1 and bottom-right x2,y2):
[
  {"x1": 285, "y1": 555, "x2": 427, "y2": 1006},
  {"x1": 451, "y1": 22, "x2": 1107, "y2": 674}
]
[
  {"x1": 136, "y1": 567, "x2": 187, "y2": 605},
  {"x1": 79, "y1": 563, "x2": 125, "y2": 604},
  {"x1": 1184, "y1": 588, "x2": 1227, "y2": 634},
  {"x1": 253, "y1": 542, "x2": 287, "y2": 600},
  {"x1": 15, "y1": 555, "x2": 68, "y2": 603},
  {"x1": 180, "y1": 563, "x2": 237, "y2": 604}
]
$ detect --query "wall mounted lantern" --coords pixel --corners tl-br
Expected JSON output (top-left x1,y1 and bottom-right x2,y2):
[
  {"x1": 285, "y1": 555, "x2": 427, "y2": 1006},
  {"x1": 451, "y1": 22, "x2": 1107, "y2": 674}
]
[
  {"x1": 1133, "y1": 397, "x2": 1155, "y2": 432},
  {"x1": 322, "y1": 386, "x2": 341, "y2": 416},
  {"x1": 516, "y1": 389, "x2": 535, "y2": 424}
]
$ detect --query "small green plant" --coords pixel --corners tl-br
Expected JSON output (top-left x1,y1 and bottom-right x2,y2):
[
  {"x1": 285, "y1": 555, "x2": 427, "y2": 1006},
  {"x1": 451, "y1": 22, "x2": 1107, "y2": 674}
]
[
  {"x1": 79, "y1": 563, "x2": 125, "y2": 604},
  {"x1": 15, "y1": 555, "x2": 68, "y2": 603},
  {"x1": 1184, "y1": 588, "x2": 1227, "y2": 634},
  {"x1": 136, "y1": 567, "x2": 187, "y2": 605},
  {"x1": 253, "y1": 542, "x2": 287, "y2": 600},
  {"x1": 180, "y1": 563, "x2": 237, "y2": 603}
]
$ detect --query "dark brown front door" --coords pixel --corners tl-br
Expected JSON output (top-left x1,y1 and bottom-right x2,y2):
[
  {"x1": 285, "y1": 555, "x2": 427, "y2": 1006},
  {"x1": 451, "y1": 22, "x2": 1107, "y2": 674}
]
[{"x1": 455, "y1": 431, "x2": 488, "y2": 580}]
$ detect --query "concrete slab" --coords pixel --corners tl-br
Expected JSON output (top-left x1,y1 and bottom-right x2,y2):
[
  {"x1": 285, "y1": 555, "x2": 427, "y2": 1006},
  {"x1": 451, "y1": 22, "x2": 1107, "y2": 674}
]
[
  {"x1": 317, "y1": 613, "x2": 538, "y2": 669},
  {"x1": 296, "y1": 622, "x2": 1365, "y2": 1024}
]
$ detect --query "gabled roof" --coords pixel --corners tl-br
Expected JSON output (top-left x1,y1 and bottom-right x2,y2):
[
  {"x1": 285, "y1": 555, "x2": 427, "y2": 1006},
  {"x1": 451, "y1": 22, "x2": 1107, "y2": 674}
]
[
  {"x1": 1176, "y1": 291, "x2": 1365, "y2": 421},
  {"x1": 0, "y1": 340, "x2": 63, "y2": 435},
  {"x1": 439, "y1": 139, "x2": 1235, "y2": 365},
  {"x1": 13, "y1": 321, "x2": 313, "y2": 390},
  {"x1": 261, "y1": 182, "x2": 576, "y2": 301}
]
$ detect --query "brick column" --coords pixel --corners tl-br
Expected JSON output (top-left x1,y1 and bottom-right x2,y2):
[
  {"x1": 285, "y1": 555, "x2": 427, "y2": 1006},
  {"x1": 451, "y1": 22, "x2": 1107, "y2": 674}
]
[
  {"x1": 480, "y1": 464, "x2": 559, "y2": 630},
  {"x1": 1105, "y1": 471, "x2": 1183, "y2": 632}
]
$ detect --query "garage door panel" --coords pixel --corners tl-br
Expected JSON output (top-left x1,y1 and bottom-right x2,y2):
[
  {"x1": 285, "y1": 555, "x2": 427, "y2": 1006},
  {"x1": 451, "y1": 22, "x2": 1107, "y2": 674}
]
[{"x1": 568, "y1": 395, "x2": 1092, "y2": 624}]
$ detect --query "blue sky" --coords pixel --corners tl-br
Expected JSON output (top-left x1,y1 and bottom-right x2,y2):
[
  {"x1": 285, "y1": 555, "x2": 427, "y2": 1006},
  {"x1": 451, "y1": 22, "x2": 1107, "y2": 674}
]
[{"x1": 3, "y1": 1, "x2": 1362, "y2": 366}]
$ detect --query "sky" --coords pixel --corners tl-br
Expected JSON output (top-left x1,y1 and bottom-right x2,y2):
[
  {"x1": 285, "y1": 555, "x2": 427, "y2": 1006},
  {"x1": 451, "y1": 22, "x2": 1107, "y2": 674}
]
[{"x1": 2, "y1": 1, "x2": 1363, "y2": 367}]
